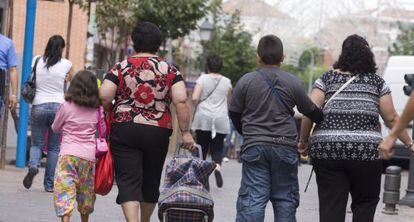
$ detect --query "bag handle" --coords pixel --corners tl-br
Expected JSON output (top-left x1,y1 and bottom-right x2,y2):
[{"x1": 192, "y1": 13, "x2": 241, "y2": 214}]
[
  {"x1": 32, "y1": 56, "x2": 41, "y2": 81},
  {"x1": 199, "y1": 76, "x2": 222, "y2": 104},
  {"x1": 174, "y1": 144, "x2": 203, "y2": 160},
  {"x1": 324, "y1": 75, "x2": 356, "y2": 107},
  {"x1": 257, "y1": 70, "x2": 294, "y2": 116},
  {"x1": 97, "y1": 107, "x2": 104, "y2": 139},
  {"x1": 192, "y1": 76, "x2": 223, "y2": 123}
]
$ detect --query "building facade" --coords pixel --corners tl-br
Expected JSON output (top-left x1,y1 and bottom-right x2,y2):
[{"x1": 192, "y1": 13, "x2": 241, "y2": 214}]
[
  {"x1": 1, "y1": 0, "x2": 88, "y2": 148},
  {"x1": 319, "y1": 8, "x2": 414, "y2": 74},
  {"x1": 11, "y1": 0, "x2": 88, "y2": 71}
]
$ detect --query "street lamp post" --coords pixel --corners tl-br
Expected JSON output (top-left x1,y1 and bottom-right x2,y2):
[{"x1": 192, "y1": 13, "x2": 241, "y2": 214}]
[{"x1": 199, "y1": 19, "x2": 213, "y2": 74}]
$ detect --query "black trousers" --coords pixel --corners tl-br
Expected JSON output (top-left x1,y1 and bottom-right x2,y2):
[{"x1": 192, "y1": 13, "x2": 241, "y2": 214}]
[
  {"x1": 110, "y1": 123, "x2": 172, "y2": 204},
  {"x1": 195, "y1": 130, "x2": 226, "y2": 165},
  {"x1": 313, "y1": 159, "x2": 382, "y2": 222}
]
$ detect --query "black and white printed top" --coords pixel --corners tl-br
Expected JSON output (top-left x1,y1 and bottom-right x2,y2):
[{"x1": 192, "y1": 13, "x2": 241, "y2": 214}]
[{"x1": 309, "y1": 70, "x2": 391, "y2": 161}]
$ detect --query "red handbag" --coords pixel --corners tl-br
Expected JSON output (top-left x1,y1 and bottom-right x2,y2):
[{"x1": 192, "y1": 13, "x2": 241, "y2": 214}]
[
  {"x1": 94, "y1": 148, "x2": 114, "y2": 195},
  {"x1": 94, "y1": 111, "x2": 114, "y2": 196}
]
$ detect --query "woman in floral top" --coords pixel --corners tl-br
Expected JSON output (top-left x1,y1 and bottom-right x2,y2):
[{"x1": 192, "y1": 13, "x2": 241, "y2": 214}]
[
  {"x1": 299, "y1": 35, "x2": 412, "y2": 222},
  {"x1": 99, "y1": 22, "x2": 195, "y2": 222}
]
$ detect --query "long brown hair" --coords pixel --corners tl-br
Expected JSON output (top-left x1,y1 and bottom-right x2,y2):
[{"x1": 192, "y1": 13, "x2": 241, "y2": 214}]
[{"x1": 65, "y1": 70, "x2": 100, "y2": 108}]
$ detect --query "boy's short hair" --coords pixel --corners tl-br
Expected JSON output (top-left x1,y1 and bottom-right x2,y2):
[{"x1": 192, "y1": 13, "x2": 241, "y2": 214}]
[
  {"x1": 206, "y1": 54, "x2": 223, "y2": 73},
  {"x1": 257, "y1": 35, "x2": 284, "y2": 65},
  {"x1": 131, "y1": 21, "x2": 163, "y2": 54}
]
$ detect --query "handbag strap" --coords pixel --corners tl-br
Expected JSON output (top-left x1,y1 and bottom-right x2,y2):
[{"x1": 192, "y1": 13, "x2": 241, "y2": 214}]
[
  {"x1": 324, "y1": 75, "x2": 356, "y2": 106},
  {"x1": 257, "y1": 70, "x2": 294, "y2": 116},
  {"x1": 199, "y1": 76, "x2": 222, "y2": 104},
  {"x1": 97, "y1": 107, "x2": 104, "y2": 139},
  {"x1": 32, "y1": 56, "x2": 41, "y2": 81},
  {"x1": 192, "y1": 76, "x2": 223, "y2": 123}
]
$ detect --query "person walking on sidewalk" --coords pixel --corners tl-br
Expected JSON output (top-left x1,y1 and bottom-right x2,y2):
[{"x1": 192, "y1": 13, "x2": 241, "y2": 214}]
[
  {"x1": 0, "y1": 34, "x2": 19, "y2": 110},
  {"x1": 191, "y1": 54, "x2": 232, "y2": 188},
  {"x1": 23, "y1": 35, "x2": 74, "y2": 192},
  {"x1": 99, "y1": 21, "x2": 195, "y2": 222},
  {"x1": 51, "y1": 70, "x2": 104, "y2": 222},
  {"x1": 299, "y1": 34, "x2": 412, "y2": 222},
  {"x1": 229, "y1": 35, "x2": 323, "y2": 222}
]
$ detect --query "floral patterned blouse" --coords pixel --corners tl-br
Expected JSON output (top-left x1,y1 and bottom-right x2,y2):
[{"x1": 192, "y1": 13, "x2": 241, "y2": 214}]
[{"x1": 104, "y1": 56, "x2": 183, "y2": 129}]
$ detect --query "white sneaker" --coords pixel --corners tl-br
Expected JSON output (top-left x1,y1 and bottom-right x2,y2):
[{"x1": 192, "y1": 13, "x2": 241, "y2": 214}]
[{"x1": 223, "y1": 157, "x2": 229, "y2": 162}]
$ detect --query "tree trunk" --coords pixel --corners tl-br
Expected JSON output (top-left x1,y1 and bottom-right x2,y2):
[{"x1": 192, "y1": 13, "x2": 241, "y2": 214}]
[{"x1": 66, "y1": 0, "x2": 74, "y2": 59}]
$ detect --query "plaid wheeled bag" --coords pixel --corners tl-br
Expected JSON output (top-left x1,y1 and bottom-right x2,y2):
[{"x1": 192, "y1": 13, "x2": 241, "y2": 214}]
[{"x1": 158, "y1": 145, "x2": 216, "y2": 222}]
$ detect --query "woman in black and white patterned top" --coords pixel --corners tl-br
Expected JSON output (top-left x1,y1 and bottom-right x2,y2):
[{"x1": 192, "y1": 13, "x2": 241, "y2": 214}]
[{"x1": 299, "y1": 35, "x2": 412, "y2": 222}]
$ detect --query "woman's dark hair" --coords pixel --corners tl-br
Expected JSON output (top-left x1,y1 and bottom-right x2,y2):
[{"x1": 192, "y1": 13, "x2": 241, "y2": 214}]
[
  {"x1": 257, "y1": 35, "x2": 284, "y2": 65},
  {"x1": 65, "y1": 70, "x2": 100, "y2": 108},
  {"x1": 131, "y1": 21, "x2": 162, "y2": 54},
  {"x1": 333, "y1": 34, "x2": 377, "y2": 74},
  {"x1": 43, "y1": 35, "x2": 65, "y2": 69},
  {"x1": 207, "y1": 54, "x2": 223, "y2": 73}
]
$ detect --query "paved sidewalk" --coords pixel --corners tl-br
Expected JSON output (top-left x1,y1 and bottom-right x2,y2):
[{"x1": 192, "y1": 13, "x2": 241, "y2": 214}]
[{"x1": 1, "y1": 158, "x2": 414, "y2": 221}]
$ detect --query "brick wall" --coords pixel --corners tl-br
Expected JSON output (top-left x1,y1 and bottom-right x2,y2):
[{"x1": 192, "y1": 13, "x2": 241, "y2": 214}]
[{"x1": 12, "y1": 0, "x2": 88, "y2": 71}]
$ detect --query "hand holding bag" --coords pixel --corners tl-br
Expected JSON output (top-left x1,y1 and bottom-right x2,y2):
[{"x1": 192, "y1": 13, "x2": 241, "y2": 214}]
[
  {"x1": 21, "y1": 56, "x2": 41, "y2": 103},
  {"x1": 94, "y1": 110, "x2": 114, "y2": 196}
]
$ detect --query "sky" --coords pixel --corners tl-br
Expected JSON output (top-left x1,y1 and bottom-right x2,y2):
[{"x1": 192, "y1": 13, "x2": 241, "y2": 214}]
[{"x1": 260, "y1": 0, "x2": 414, "y2": 35}]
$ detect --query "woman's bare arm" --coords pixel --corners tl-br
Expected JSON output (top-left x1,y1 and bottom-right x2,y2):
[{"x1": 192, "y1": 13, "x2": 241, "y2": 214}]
[
  {"x1": 172, "y1": 81, "x2": 195, "y2": 150},
  {"x1": 379, "y1": 93, "x2": 413, "y2": 159},
  {"x1": 380, "y1": 94, "x2": 412, "y2": 145},
  {"x1": 99, "y1": 79, "x2": 117, "y2": 112}
]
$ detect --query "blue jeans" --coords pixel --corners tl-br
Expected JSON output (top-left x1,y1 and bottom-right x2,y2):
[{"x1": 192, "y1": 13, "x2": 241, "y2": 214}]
[
  {"x1": 28, "y1": 103, "x2": 61, "y2": 190},
  {"x1": 236, "y1": 145, "x2": 299, "y2": 222}
]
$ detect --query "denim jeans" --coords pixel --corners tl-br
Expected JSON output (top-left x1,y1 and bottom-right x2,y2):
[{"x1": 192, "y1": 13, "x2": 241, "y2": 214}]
[
  {"x1": 28, "y1": 102, "x2": 61, "y2": 190},
  {"x1": 236, "y1": 145, "x2": 299, "y2": 222}
]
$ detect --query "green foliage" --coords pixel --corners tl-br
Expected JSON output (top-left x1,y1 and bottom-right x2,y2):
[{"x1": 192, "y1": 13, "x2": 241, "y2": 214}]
[
  {"x1": 389, "y1": 23, "x2": 414, "y2": 55},
  {"x1": 281, "y1": 64, "x2": 301, "y2": 76},
  {"x1": 94, "y1": 0, "x2": 218, "y2": 65},
  {"x1": 135, "y1": 0, "x2": 218, "y2": 43},
  {"x1": 281, "y1": 47, "x2": 327, "y2": 93},
  {"x1": 95, "y1": 0, "x2": 137, "y2": 35},
  {"x1": 281, "y1": 63, "x2": 326, "y2": 92},
  {"x1": 300, "y1": 65, "x2": 326, "y2": 90},
  {"x1": 94, "y1": 0, "x2": 138, "y2": 65},
  {"x1": 203, "y1": 12, "x2": 257, "y2": 85},
  {"x1": 95, "y1": 0, "x2": 217, "y2": 43},
  {"x1": 298, "y1": 47, "x2": 323, "y2": 71}
]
